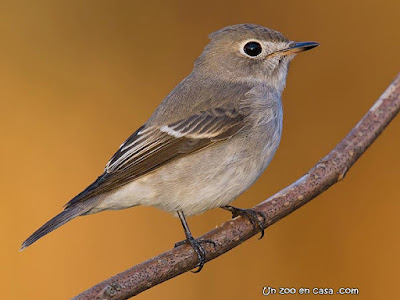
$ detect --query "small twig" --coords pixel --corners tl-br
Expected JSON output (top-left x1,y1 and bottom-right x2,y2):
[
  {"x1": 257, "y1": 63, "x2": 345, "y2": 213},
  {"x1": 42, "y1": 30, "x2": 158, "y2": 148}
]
[{"x1": 73, "y1": 73, "x2": 400, "y2": 300}]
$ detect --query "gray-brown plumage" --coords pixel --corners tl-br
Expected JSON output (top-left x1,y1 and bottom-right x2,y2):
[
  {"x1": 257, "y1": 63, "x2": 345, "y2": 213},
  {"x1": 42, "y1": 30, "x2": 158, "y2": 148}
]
[
  {"x1": 64, "y1": 107, "x2": 246, "y2": 208},
  {"x1": 21, "y1": 24, "x2": 318, "y2": 271}
]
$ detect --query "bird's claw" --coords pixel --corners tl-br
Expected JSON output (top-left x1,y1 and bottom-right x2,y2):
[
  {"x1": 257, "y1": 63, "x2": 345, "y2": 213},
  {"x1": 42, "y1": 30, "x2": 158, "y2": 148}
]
[
  {"x1": 224, "y1": 206, "x2": 266, "y2": 239},
  {"x1": 174, "y1": 237, "x2": 216, "y2": 272}
]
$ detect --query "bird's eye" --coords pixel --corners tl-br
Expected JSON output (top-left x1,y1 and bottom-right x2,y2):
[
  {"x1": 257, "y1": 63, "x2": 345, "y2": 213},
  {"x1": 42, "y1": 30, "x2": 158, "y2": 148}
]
[{"x1": 243, "y1": 41, "x2": 262, "y2": 57}]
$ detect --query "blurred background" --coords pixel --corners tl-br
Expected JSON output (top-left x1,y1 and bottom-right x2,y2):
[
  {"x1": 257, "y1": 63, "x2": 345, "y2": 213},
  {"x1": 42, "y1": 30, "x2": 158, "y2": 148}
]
[{"x1": 1, "y1": 0, "x2": 399, "y2": 299}]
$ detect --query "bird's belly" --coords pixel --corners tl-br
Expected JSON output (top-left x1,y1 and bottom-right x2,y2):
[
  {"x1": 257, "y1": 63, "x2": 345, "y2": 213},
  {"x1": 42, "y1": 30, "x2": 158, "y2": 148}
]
[
  {"x1": 154, "y1": 157, "x2": 263, "y2": 216},
  {"x1": 95, "y1": 131, "x2": 281, "y2": 216}
]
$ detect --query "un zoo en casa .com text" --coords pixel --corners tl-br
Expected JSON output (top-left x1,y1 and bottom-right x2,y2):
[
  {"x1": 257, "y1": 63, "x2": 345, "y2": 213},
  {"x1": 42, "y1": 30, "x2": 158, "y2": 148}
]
[{"x1": 262, "y1": 286, "x2": 359, "y2": 296}]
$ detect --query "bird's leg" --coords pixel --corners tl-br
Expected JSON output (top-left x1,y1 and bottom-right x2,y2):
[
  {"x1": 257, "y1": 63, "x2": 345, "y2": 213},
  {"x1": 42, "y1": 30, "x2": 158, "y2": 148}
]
[
  {"x1": 174, "y1": 210, "x2": 216, "y2": 273},
  {"x1": 221, "y1": 205, "x2": 266, "y2": 239}
]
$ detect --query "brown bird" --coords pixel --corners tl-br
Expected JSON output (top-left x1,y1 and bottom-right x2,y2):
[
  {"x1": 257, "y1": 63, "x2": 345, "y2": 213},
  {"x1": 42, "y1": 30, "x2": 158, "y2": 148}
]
[{"x1": 21, "y1": 24, "x2": 318, "y2": 272}]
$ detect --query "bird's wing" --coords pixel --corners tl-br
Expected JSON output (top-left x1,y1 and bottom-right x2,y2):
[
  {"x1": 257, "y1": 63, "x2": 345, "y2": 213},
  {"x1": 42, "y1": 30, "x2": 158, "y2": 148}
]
[{"x1": 65, "y1": 107, "x2": 246, "y2": 208}]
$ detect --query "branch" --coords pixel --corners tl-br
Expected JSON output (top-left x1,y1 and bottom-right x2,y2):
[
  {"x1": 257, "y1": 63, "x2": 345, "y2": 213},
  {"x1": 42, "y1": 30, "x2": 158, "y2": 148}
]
[{"x1": 73, "y1": 73, "x2": 400, "y2": 300}]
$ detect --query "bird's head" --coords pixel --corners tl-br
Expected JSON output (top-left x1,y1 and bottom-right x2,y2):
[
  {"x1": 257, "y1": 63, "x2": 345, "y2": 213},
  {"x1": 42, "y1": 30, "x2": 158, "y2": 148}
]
[{"x1": 195, "y1": 24, "x2": 318, "y2": 93}]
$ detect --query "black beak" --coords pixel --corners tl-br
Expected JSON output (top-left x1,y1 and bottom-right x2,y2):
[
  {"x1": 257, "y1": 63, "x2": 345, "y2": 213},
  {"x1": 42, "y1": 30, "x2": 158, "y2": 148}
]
[{"x1": 269, "y1": 41, "x2": 319, "y2": 57}]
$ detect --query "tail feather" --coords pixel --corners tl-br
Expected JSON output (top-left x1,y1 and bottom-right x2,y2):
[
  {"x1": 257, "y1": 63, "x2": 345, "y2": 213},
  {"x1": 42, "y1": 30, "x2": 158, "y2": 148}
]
[{"x1": 20, "y1": 205, "x2": 89, "y2": 251}]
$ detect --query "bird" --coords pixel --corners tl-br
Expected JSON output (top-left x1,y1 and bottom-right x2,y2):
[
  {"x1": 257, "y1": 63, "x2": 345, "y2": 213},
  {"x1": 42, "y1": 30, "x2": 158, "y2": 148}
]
[{"x1": 21, "y1": 24, "x2": 318, "y2": 272}]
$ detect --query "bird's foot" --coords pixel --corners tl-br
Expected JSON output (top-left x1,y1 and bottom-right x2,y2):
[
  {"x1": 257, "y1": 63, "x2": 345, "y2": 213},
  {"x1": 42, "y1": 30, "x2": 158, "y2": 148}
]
[
  {"x1": 222, "y1": 205, "x2": 266, "y2": 239},
  {"x1": 174, "y1": 237, "x2": 216, "y2": 273}
]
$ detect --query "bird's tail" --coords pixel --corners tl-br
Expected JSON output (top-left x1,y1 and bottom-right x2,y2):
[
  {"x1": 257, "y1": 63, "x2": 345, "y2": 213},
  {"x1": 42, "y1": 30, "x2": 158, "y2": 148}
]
[{"x1": 20, "y1": 204, "x2": 92, "y2": 251}]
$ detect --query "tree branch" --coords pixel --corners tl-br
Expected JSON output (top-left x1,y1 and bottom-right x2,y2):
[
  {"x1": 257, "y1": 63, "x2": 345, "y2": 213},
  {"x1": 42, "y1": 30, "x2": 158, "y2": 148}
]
[{"x1": 73, "y1": 73, "x2": 400, "y2": 300}]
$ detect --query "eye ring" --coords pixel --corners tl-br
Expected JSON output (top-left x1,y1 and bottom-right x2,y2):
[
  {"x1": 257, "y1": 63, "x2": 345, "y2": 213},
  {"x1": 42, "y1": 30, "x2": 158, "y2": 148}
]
[{"x1": 243, "y1": 41, "x2": 263, "y2": 57}]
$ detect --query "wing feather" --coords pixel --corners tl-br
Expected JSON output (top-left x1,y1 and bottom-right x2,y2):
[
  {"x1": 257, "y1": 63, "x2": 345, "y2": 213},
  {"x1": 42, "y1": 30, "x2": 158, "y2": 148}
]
[{"x1": 65, "y1": 107, "x2": 246, "y2": 208}]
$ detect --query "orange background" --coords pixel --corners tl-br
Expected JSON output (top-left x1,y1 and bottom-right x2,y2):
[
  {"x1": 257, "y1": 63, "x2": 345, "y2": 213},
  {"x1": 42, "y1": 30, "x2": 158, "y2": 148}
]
[{"x1": 2, "y1": 0, "x2": 400, "y2": 299}]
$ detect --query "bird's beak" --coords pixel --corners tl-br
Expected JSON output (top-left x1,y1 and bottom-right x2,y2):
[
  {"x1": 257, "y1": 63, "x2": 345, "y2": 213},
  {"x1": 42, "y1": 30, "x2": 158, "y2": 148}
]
[{"x1": 268, "y1": 41, "x2": 319, "y2": 58}]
